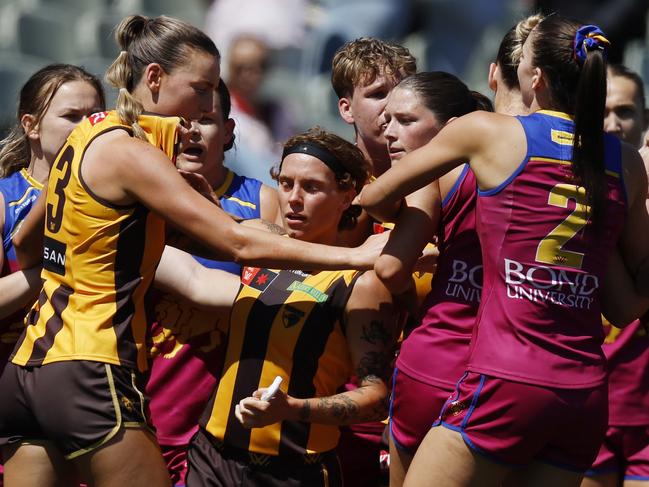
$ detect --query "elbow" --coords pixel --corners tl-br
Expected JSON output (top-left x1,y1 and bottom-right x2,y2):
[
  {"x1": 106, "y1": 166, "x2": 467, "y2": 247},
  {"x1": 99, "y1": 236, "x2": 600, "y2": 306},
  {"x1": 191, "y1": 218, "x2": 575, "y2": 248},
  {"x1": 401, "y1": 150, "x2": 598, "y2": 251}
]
[
  {"x1": 374, "y1": 254, "x2": 413, "y2": 295},
  {"x1": 360, "y1": 187, "x2": 401, "y2": 223}
]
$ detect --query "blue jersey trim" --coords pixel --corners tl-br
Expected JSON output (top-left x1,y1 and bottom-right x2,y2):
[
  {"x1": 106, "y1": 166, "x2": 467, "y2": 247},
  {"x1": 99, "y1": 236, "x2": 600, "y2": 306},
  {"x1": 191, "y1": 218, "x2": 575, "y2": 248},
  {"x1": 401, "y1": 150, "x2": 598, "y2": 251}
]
[
  {"x1": 192, "y1": 170, "x2": 263, "y2": 275},
  {"x1": 442, "y1": 164, "x2": 471, "y2": 208},
  {"x1": 478, "y1": 117, "x2": 530, "y2": 197}
]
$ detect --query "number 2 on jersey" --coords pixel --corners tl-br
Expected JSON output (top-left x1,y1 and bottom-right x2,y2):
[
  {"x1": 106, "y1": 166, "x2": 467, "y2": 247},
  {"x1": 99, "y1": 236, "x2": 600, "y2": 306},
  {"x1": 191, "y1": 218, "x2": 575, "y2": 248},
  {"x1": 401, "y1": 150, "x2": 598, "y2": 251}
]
[
  {"x1": 535, "y1": 183, "x2": 589, "y2": 269},
  {"x1": 46, "y1": 145, "x2": 74, "y2": 234}
]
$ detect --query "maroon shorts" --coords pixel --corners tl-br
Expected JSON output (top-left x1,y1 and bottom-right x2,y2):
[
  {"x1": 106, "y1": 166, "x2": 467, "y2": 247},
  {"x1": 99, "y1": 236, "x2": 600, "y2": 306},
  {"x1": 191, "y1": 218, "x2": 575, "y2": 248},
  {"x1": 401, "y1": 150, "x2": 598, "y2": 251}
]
[
  {"x1": 586, "y1": 425, "x2": 649, "y2": 481},
  {"x1": 160, "y1": 443, "x2": 188, "y2": 486},
  {"x1": 0, "y1": 361, "x2": 152, "y2": 459},
  {"x1": 436, "y1": 372, "x2": 607, "y2": 471},
  {"x1": 389, "y1": 367, "x2": 453, "y2": 453}
]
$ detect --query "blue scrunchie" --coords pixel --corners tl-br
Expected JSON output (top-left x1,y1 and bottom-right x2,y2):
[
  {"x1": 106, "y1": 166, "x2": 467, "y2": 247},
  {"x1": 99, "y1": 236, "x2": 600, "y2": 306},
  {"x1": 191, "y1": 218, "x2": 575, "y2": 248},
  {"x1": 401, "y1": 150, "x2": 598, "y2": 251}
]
[{"x1": 574, "y1": 25, "x2": 610, "y2": 64}]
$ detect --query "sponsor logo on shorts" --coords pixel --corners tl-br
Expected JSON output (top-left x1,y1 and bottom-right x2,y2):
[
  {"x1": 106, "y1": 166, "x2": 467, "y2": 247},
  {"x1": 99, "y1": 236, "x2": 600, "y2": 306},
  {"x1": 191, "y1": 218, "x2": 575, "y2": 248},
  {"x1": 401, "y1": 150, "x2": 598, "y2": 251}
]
[
  {"x1": 504, "y1": 258, "x2": 597, "y2": 310},
  {"x1": 120, "y1": 395, "x2": 135, "y2": 413},
  {"x1": 447, "y1": 400, "x2": 466, "y2": 416}
]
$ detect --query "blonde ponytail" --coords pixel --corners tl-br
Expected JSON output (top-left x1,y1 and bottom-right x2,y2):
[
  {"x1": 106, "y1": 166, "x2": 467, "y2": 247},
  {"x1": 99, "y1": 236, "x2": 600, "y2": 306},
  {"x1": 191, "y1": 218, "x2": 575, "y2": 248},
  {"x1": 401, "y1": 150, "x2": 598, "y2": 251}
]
[{"x1": 106, "y1": 47, "x2": 147, "y2": 141}]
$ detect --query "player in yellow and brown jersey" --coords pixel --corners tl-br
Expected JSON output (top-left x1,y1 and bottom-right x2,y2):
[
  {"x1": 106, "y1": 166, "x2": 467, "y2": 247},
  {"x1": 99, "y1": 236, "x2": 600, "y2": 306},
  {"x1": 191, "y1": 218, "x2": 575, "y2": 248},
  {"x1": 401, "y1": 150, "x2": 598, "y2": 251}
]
[
  {"x1": 0, "y1": 15, "x2": 386, "y2": 487},
  {"x1": 151, "y1": 128, "x2": 398, "y2": 487}
]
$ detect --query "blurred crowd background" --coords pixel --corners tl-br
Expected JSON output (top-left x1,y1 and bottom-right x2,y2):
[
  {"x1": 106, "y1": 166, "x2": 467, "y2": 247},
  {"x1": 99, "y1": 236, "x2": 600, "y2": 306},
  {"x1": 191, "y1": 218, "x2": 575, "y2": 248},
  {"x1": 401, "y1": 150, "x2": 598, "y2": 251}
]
[{"x1": 0, "y1": 0, "x2": 647, "y2": 184}]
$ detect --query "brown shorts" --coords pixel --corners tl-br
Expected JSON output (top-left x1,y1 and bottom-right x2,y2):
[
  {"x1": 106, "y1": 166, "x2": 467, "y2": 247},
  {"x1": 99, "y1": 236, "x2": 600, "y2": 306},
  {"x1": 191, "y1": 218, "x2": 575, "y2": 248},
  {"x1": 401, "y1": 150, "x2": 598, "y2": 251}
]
[
  {"x1": 186, "y1": 428, "x2": 342, "y2": 487},
  {"x1": 0, "y1": 361, "x2": 152, "y2": 459}
]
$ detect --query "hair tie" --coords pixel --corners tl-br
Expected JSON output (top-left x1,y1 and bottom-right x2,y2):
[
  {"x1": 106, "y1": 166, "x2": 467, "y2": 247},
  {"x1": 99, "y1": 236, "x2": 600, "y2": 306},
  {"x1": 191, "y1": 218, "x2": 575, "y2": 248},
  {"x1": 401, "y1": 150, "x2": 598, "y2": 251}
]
[
  {"x1": 119, "y1": 87, "x2": 129, "y2": 96},
  {"x1": 119, "y1": 50, "x2": 128, "y2": 56},
  {"x1": 574, "y1": 25, "x2": 610, "y2": 64},
  {"x1": 281, "y1": 142, "x2": 347, "y2": 177}
]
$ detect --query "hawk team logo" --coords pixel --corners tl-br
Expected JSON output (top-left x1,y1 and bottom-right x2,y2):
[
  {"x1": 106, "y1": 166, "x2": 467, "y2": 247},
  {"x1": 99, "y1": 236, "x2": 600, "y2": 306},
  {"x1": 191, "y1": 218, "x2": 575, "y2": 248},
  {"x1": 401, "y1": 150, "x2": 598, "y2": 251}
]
[
  {"x1": 242, "y1": 267, "x2": 278, "y2": 291},
  {"x1": 282, "y1": 304, "x2": 305, "y2": 328}
]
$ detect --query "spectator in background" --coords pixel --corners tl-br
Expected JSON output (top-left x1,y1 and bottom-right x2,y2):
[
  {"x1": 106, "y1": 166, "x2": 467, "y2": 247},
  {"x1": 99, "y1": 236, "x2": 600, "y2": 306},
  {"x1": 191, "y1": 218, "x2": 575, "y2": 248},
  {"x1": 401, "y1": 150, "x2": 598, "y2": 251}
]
[
  {"x1": 224, "y1": 35, "x2": 295, "y2": 185},
  {"x1": 204, "y1": 0, "x2": 307, "y2": 67}
]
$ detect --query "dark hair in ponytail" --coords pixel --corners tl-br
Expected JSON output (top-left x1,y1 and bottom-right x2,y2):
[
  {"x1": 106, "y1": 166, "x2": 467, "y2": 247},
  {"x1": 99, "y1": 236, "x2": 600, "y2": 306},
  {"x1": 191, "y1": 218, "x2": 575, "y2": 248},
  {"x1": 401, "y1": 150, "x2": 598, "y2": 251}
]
[
  {"x1": 397, "y1": 71, "x2": 493, "y2": 124},
  {"x1": 531, "y1": 16, "x2": 608, "y2": 226}
]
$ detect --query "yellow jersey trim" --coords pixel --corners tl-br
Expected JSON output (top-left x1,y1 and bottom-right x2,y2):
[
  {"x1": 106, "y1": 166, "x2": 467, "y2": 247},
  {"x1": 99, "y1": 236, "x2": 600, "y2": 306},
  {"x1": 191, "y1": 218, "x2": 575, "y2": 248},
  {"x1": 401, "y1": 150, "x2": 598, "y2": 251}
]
[
  {"x1": 214, "y1": 169, "x2": 235, "y2": 197},
  {"x1": 19, "y1": 168, "x2": 45, "y2": 190},
  {"x1": 537, "y1": 110, "x2": 574, "y2": 121},
  {"x1": 224, "y1": 196, "x2": 257, "y2": 210}
]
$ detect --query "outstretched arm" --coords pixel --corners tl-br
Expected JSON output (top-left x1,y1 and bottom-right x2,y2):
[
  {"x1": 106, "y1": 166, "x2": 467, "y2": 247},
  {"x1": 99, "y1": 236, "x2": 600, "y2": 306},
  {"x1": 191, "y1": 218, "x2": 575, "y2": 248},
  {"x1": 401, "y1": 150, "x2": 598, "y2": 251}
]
[
  {"x1": 235, "y1": 270, "x2": 397, "y2": 428},
  {"x1": 360, "y1": 111, "x2": 522, "y2": 222},
  {"x1": 87, "y1": 132, "x2": 386, "y2": 270},
  {"x1": 154, "y1": 245, "x2": 239, "y2": 310}
]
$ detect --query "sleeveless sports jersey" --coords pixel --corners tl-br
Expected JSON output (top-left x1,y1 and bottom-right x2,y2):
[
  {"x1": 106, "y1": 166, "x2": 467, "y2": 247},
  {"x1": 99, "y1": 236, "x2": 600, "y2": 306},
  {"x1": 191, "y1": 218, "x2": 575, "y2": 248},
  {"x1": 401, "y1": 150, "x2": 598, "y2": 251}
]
[
  {"x1": 397, "y1": 165, "x2": 481, "y2": 388},
  {"x1": 469, "y1": 110, "x2": 626, "y2": 388},
  {"x1": 0, "y1": 169, "x2": 43, "y2": 366},
  {"x1": 12, "y1": 111, "x2": 180, "y2": 372},
  {"x1": 201, "y1": 266, "x2": 360, "y2": 456},
  {"x1": 603, "y1": 317, "x2": 649, "y2": 425},
  {"x1": 147, "y1": 169, "x2": 264, "y2": 446}
]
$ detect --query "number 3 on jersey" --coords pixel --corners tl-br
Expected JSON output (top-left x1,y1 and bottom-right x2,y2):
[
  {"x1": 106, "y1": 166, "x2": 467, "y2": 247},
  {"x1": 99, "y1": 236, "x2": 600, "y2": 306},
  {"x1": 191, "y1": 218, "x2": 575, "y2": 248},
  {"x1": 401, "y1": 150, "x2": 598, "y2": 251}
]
[
  {"x1": 535, "y1": 183, "x2": 589, "y2": 269},
  {"x1": 46, "y1": 145, "x2": 74, "y2": 234}
]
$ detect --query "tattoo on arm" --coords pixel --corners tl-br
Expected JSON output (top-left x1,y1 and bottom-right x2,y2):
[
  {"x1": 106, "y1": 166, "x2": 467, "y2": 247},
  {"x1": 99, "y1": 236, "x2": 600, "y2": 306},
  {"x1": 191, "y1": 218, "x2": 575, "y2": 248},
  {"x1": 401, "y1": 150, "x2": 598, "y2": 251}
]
[
  {"x1": 357, "y1": 351, "x2": 392, "y2": 383},
  {"x1": 316, "y1": 395, "x2": 360, "y2": 423},
  {"x1": 360, "y1": 320, "x2": 392, "y2": 346},
  {"x1": 261, "y1": 220, "x2": 287, "y2": 235},
  {"x1": 299, "y1": 399, "x2": 311, "y2": 421}
]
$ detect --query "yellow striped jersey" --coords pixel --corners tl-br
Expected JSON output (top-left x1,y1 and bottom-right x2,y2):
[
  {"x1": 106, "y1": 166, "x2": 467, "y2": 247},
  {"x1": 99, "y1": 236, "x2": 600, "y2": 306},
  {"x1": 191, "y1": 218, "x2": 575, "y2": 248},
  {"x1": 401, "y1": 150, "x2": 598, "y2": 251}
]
[
  {"x1": 201, "y1": 266, "x2": 360, "y2": 456},
  {"x1": 12, "y1": 111, "x2": 180, "y2": 372}
]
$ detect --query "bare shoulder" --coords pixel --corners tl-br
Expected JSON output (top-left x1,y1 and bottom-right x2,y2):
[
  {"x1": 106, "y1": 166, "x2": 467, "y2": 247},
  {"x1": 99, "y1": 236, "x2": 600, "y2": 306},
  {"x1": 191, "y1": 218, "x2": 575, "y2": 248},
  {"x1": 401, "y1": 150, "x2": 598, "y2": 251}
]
[
  {"x1": 348, "y1": 270, "x2": 392, "y2": 307},
  {"x1": 452, "y1": 111, "x2": 518, "y2": 134},
  {"x1": 259, "y1": 183, "x2": 280, "y2": 223}
]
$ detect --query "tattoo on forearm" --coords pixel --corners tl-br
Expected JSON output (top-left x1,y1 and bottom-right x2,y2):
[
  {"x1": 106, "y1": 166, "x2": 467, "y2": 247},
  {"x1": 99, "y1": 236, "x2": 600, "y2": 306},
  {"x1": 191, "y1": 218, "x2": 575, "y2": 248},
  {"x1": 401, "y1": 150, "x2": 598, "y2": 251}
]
[
  {"x1": 261, "y1": 220, "x2": 287, "y2": 235},
  {"x1": 316, "y1": 395, "x2": 360, "y2": 423},
  {"x1": 357, "y1": 351, "x2": 392, "y2": 382},
  {"x1": 360, "y1": 320, "x2": 392, "y2": 346},
  {"x1": 299, "y1": 399, "x2": 311, "y2": 421}
]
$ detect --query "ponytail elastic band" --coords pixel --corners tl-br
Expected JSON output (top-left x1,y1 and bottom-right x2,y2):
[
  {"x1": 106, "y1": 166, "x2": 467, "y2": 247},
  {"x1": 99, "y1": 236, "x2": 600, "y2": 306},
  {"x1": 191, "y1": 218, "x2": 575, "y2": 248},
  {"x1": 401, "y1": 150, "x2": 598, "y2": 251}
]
[
  {"x1": 119, "y1": 50, "x2": 128, "y2": 56},
  {"x1": 574, "y1": 25, "x2": 610, "y2": 64},
  {"x1": 281, "y1": 142, "x2": 347, "y2": 177},
  {"x1": 119, "y1": 87, "x2": 129, "y2": 96}
]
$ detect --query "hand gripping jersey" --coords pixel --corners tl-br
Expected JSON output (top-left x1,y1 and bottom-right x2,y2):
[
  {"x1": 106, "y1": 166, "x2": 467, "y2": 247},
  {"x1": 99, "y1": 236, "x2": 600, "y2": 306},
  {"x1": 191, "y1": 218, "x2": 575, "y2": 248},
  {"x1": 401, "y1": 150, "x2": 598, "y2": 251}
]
[
  {"x1": 603, "y1": 318, "x2": 649, "y2": 425},
  {"x1": 397, "y1": 165, "x2": 481, "y2": 388},
  {"x1": 469, "y1": 110, "x2": 626, "y2": 388},
  {"x1": 147, "y1": 168, "x2": 263, "y2": 447},
  {"x1": 11, "y1": 111, "x2": 180, "y2": 372},
  {"x1": 0, "y1": 169, "x2": 43, "y2": 364},
  {"x1": 201, "y1": 266, "x2": 360, "y2": 456}
]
